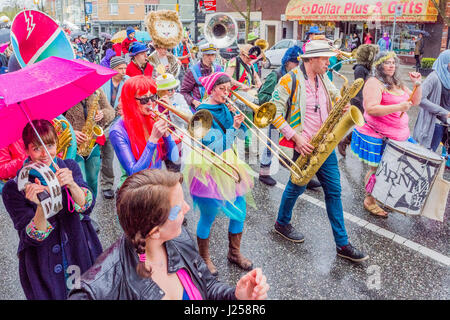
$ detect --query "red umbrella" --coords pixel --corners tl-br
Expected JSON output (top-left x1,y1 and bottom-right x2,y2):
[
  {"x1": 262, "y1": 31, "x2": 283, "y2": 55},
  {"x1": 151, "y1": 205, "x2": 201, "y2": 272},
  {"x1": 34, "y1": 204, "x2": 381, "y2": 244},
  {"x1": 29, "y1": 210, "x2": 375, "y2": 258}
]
[{"x1": 0, "y1": 56, "x2": 117, "y2": 155}]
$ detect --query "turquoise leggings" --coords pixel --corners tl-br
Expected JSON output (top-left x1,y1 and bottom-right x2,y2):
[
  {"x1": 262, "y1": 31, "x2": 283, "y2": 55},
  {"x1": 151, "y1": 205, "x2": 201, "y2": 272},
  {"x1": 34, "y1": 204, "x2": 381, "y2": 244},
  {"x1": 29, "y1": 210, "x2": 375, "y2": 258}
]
[
  {"x1": 194, "y1": 195, "x2": 247, "y2": 239},
  {"x1": 75, "y1": 145, "x2": 101, "y2": 199}
]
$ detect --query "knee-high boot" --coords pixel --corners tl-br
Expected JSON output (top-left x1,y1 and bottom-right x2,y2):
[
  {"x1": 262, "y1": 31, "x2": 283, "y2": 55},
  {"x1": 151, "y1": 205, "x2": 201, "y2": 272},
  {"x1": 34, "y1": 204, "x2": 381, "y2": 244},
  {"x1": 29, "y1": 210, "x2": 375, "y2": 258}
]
[
  {"x1": 338, "y1": 132, "x2": 353, "y2": 157},
  {"x1": 227, "y1": 232, "x2": 253, "y2": 271},
  {"x1": 197, "y1": 237, "x2": 218, "y2": 276}
]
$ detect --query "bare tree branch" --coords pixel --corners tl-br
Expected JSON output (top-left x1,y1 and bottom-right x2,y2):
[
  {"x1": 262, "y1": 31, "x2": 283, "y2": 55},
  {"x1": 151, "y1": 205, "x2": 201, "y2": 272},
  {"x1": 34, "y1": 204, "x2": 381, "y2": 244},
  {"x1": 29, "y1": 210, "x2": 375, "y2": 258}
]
[
  {"x1": 430, "y1": 0, "x2": 449, "y2": 26},
  {"x1": 227, "y1": 0, "x2": 248, "y2": 20}
]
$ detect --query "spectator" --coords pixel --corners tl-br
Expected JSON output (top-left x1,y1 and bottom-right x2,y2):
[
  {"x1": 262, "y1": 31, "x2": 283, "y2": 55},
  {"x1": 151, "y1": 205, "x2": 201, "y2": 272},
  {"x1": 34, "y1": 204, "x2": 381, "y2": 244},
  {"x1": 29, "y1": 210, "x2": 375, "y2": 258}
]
[
  {"x1": 121, "y1": 27, "x2": 137, "y2": 63},
  {"x1": 79, "y1": 35, "x2": 95, "y2": 62},
  {"x1": 0, "y1": 138, "x2": 27, "y2": 194},
  {"x1": 414, "y1": 33, "x2": 425, "y2": 72}
]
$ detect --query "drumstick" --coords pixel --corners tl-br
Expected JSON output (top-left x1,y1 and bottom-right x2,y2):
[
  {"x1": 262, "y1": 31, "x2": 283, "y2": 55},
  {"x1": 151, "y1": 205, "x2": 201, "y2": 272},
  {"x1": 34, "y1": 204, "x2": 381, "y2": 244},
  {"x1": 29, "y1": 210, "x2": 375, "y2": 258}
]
[{"x1": 400, "y1": 82, "x2": 420, "y2": 118}]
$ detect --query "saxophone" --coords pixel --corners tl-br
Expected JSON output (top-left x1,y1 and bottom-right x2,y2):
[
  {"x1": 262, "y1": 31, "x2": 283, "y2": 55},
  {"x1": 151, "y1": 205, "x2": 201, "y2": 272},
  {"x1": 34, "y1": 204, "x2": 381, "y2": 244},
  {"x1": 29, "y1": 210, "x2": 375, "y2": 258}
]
[
  {"x1": 77, "y1": 90, "x2": 104, "y2": 157},
  {"x1": 290, "y1": 77, "x2": 365, "y2": 186}
]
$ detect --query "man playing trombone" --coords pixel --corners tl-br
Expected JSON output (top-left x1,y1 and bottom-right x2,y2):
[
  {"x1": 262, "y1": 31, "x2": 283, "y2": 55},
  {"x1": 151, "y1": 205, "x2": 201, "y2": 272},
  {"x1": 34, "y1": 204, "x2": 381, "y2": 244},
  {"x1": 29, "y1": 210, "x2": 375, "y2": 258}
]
[{"x1": 270, "y1": 39, "x2": 369, "y2": 263}]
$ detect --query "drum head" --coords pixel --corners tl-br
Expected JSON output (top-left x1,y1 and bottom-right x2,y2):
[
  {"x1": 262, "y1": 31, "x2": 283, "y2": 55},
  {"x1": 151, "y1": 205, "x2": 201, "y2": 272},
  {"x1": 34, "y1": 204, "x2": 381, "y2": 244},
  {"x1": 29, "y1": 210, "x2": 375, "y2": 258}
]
[
  {"x1": 387, "y1": 140, "x2": 442, "y2": 162},
  {"x1": 372, "y1": 140, "x2": 443, "y2": 216}
]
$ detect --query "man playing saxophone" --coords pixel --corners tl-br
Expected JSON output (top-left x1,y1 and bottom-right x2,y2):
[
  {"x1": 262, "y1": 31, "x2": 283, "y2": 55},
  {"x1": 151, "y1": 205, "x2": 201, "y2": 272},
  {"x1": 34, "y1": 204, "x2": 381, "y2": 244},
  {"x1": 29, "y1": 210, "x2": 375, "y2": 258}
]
[
  {"x1": 65, "y1": 90, "x2": 115, "y2": 199},
  {"x1": 270, "y1": 39, "x2": 368, "y2": 262}
]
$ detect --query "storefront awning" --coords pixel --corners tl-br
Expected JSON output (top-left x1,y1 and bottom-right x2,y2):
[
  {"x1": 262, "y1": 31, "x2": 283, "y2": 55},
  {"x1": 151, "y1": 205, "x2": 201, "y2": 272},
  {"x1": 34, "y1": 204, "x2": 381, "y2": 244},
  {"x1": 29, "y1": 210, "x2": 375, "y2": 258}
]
[{"x1": 285, "y1": 0, "x2": 439, "y2": 23}]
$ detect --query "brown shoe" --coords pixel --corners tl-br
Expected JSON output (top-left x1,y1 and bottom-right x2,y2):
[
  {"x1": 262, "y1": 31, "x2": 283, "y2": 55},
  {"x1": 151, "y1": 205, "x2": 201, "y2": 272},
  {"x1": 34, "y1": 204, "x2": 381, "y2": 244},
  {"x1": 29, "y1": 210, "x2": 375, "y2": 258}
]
[
  {"x1": 227, "y1": 232, "x2": 253, "y2": 271},
  {"x1": 338, "y1": 132, "x2": 353, "y2": 157},
  {"x1": 197, "y1": 237, "x2": 218, "y2": 276}
]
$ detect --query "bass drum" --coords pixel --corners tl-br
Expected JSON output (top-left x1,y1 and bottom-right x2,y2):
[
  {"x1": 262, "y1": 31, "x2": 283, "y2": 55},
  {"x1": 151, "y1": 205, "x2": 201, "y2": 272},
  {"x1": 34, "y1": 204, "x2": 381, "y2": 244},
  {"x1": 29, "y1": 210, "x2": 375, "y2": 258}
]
[
  {"x1": 53, "y1": 114, "x2": 77, "y2": 160},
  {"x1": 371, "y1": 139, "x2": 443, "y2": 216}
]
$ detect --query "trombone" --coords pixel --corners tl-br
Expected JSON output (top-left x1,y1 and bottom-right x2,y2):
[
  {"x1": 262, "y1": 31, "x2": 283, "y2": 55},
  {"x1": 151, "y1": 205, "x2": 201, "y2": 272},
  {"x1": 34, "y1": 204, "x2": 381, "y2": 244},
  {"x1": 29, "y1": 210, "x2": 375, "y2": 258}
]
[
  {"x1": 153, "y1": 99, "x2": 242, "y2": 183},
  {"x1": 224, "y1": 94, "x2": 303, "y2": 180}
]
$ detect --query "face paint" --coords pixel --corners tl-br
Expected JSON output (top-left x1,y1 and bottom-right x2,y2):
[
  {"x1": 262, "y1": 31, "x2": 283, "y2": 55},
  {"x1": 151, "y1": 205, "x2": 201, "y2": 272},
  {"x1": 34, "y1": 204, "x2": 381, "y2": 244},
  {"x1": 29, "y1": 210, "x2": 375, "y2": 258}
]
[{"x1": 168, "y1": 205, "x2": 181, "y2": 221}]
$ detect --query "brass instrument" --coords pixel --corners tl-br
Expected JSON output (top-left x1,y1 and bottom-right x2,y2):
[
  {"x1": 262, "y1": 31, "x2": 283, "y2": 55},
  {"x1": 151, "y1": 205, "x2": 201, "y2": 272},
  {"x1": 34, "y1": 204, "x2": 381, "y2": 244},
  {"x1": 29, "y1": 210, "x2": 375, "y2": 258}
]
[
  {"x1": 52, "y1": 118, "x2": 73, "y2": 159},
  {"x1": 224, "y1": 95, "x2": 303, "y2": 180},
  {"x1": 255, "y1": 39, "x2": 268, "y2": 62},
  {"x1": 329, "y1": 68, "x2": 350, "y2": 98},
  {"x1": 290, "y1": 78, "x2": 365, "y2": 186},
  {"x1": 231, "y1": 90, "x2": 277, "y2": 128},
  {"x1": 77, "y1": 90, "x2": 104, "y2": 157},
  {"x1": 156, "y1": 99, "x2": 213, "y2": 139},
  {"x1": 330, "y1": 38, "x2": 357, "y2": 60},
  {"x1": 154, "y1": 100, "x2": 242, "y2": 183},
  {"x1": 204, "y1": 13, "x2": 238, "y2": 48}
]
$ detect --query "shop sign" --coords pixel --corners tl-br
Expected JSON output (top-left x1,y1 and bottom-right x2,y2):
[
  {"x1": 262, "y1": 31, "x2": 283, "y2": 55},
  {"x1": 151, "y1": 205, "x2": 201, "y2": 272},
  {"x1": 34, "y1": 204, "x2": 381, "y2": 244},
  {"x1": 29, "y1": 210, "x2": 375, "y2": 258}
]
[{"x1": 285, "y1": 0, "x2": 439, "y2": 22}]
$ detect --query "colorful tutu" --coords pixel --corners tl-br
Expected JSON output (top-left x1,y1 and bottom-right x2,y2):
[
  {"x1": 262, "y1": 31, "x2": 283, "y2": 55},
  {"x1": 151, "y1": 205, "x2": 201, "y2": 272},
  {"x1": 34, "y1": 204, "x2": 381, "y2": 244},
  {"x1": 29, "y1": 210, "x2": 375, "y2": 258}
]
[
  {"x1": 351, "y1": 128, "x2": 416, "y2": 167},
  {"x1": 183, "y1": 148, "x2": 255, "y2": 222}
]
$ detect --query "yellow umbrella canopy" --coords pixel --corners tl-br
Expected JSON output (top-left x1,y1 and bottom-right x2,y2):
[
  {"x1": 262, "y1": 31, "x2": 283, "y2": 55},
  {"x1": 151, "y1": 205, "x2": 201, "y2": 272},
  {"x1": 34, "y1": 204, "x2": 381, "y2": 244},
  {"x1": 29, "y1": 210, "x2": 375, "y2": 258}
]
[
  {"x1": 111, "y1": 30, "x2": 127, "y2": 43},
  {"x1": 111, "y1": 29, "x2": 140, "y2": 43}
]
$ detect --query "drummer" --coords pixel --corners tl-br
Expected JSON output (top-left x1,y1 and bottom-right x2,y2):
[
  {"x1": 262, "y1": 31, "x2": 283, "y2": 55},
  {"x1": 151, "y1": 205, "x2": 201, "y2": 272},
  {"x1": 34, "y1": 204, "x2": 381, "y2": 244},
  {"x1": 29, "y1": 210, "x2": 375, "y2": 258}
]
[
  {"x1": 225, "y1": 44, "x2": 263, "y2": 153},
  {"x1": 350, "y1": 51, "x2": 422, "y2": 218}
]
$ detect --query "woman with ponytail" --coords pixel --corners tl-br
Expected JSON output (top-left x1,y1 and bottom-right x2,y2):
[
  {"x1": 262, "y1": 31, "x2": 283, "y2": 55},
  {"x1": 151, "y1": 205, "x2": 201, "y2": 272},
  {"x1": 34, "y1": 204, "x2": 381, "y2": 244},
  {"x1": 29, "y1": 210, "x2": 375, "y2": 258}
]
[
  {"x1": 109, "y1": 75, "x2": 179, "y2": 187},
  {"x1": 68, "y1": 169, "x2": 269, "y2": 300}
]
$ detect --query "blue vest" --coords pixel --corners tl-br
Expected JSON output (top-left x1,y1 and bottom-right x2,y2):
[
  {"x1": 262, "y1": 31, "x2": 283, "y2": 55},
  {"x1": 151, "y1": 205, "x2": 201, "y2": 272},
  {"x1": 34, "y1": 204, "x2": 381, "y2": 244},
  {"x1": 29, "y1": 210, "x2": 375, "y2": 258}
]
[{"x1": 189, "y1": 62, "x2": 222, "y2": 100}]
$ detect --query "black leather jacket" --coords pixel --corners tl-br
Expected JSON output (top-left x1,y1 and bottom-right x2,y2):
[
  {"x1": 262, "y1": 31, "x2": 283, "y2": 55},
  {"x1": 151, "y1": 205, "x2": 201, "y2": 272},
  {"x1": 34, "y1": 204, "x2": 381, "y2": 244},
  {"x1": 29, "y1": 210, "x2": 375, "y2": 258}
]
[{"x1": 68, "y1": 228, "x2": 237, "y2": 300}]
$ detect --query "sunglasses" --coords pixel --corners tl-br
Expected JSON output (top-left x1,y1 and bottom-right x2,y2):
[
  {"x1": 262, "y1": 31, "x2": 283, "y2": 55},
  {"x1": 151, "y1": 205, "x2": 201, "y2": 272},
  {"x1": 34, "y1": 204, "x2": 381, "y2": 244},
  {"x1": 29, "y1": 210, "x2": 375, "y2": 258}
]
[{"x1": 135, "y1": 95, "x2": 157, "y2": 105}]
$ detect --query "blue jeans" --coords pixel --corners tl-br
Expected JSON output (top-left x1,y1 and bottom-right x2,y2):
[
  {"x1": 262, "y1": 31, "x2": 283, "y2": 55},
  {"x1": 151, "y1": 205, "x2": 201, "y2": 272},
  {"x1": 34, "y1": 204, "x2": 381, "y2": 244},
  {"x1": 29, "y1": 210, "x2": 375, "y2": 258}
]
[
  {"x1": 260, "y1": 124, "x2": 278, "y2": 168},
  {"x1": 276, "y1": 151, "x2": 349, "y2": 247},
  {"x1": 75, "y1": 145, "x2": 101, "y2": 199},
  {"x1": 430, "y1": 123, "x2": 448, "y2": 153}
]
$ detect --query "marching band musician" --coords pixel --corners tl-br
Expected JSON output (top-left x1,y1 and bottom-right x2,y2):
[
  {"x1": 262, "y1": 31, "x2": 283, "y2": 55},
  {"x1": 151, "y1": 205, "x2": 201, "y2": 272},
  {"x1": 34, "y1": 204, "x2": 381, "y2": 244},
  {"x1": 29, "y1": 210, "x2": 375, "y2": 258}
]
[
  {"x1": 350, "y1": 51, "x2": 422, "y2": 218},
  {"x1": 109, "y1": 75, "x2": 179, "y2": 187},
  {"x1": 183, "y1": 72, "x2": 255, "y2": 276},
  {"x1": 155, "y1": 70, "x2": 192, "y2": 172},
  {"x1": 126, "y1": 42, "x2": 154, "y2": 78},
  {"x1": 225, "y1": 44, "x2": 263, "y2": 154},
  {"x1": 179, "y1": 43, "x2": 223, "y2": 112},
  {"x1": 64, "y1": 89, "x2": 115, "y2": 199},
  {"x1": 2, "y1": 119, "x2": 102, "y2": 299},
  {"x1": 270, "y1": 39, "x2": 369, "y2": 262}
]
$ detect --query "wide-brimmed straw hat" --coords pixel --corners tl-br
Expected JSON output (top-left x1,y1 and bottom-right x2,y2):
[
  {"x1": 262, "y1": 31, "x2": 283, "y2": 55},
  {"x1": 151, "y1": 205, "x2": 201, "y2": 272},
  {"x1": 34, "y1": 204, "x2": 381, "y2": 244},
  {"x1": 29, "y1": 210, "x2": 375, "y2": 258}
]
[{"x1": 300, "y1": 39, "x2": 336, "y2": 59}]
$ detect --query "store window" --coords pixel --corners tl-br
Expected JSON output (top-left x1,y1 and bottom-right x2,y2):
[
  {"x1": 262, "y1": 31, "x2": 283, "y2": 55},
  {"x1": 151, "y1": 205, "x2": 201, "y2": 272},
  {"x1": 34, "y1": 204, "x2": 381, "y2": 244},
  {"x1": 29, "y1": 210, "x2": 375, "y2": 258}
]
[{"x1": 374, "y1": 23, "x2": 421, "y2": 55}]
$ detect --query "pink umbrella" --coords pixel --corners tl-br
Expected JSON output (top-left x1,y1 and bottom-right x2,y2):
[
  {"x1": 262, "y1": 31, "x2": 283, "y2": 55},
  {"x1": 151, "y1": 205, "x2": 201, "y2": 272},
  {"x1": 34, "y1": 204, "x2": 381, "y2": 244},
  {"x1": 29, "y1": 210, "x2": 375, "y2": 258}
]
[
  {"x1": 0, "y1": 42, "x2": 8, "y2": 53},
  {"x1": 0, "y1": 56, "x2": 117, "y2": 154}
]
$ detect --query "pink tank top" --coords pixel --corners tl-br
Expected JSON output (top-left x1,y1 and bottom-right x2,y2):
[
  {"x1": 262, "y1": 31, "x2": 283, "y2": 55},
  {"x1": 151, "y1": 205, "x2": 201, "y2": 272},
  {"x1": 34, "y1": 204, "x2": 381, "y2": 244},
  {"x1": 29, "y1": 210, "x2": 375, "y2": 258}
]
[{"x1": 357, "y1": 89, "x2": 410, "y2": 141}]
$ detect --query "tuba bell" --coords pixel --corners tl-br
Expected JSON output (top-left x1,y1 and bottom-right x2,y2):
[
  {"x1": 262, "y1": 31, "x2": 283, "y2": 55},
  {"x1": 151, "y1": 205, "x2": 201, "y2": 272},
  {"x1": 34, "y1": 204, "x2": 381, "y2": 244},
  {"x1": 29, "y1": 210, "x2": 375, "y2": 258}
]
[{"x1": 204, "y1": 13, "x2": 238, "y2": 48}]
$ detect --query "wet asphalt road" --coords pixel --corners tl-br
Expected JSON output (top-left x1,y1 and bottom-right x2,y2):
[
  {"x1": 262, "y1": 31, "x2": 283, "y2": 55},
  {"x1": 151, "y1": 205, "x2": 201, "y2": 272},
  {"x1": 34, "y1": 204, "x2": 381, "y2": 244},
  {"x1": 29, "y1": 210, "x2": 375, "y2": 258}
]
[{"x1": 0, "y1": 64, "x2": 448, "y2": 300}]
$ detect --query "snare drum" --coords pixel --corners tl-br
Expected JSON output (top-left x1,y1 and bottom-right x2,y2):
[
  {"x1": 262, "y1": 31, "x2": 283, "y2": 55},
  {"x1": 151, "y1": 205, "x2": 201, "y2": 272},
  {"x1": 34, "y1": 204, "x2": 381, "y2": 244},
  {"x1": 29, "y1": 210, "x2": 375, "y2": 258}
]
[{"x1": 371, "y1": 139, "x2": 444, "y2": 216}]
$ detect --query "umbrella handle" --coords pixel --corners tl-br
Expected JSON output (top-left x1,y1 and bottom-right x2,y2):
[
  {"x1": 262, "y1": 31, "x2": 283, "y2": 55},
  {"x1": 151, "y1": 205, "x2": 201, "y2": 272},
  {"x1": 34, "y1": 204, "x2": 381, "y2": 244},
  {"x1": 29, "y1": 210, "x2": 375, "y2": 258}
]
[{"x1": 18, "y1": 101, "x2": 60, "y2": 170}]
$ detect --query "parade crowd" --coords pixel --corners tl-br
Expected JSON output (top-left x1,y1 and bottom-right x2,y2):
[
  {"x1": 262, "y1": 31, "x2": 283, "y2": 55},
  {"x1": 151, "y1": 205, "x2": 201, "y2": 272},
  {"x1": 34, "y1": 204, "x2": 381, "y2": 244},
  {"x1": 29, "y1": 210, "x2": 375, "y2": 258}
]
[{"x1": 0, "y1": 9, "x2": 449, "y2": 301}]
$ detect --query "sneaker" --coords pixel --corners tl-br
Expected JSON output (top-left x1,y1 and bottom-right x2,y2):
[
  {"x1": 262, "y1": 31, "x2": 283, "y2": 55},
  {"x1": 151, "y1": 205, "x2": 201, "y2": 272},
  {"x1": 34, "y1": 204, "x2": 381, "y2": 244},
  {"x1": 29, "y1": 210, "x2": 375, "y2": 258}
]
[
  {"x1": 274, "y1": 223, "x2": 305, "y2": 243},
  {"x1": 336, "y1": 243, "x2": 369, "y2": 262},
  {"x1": 259, "y1": 174, "x2": 276, "y2": 186}
]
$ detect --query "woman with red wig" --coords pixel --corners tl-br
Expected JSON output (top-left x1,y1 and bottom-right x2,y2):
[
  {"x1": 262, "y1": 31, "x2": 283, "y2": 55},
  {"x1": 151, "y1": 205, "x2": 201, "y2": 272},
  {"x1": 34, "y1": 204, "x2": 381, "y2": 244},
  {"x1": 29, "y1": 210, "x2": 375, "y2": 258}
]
[{"x1": 109, "y1": 75, "x2": 179, "y2": 184}]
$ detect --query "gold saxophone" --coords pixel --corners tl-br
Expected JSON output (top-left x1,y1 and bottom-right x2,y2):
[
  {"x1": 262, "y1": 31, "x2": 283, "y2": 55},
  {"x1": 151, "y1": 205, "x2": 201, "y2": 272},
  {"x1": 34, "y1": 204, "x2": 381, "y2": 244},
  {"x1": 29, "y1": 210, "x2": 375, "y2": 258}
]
[
  {"x1": 290, "y1": 77, "x2": 365, "y2": 186},
  {"x1": 77, "y1": 90, "x2": 104, "y2": 157}
]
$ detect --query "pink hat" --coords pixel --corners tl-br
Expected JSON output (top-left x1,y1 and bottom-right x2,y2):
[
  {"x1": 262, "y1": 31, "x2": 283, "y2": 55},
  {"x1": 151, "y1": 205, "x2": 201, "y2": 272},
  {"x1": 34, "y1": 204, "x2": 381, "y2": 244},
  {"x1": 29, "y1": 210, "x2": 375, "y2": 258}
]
[{"x1": 199, "y1": 72, "x2": 230, "y2": 95}]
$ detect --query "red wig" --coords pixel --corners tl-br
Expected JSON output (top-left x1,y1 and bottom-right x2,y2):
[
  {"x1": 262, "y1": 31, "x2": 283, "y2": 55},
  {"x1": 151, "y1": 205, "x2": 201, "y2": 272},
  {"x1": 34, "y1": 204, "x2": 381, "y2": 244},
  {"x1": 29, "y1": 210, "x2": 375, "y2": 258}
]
[{"x1": 120, "y1": 75, "x2": 165, "y2": 161}]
